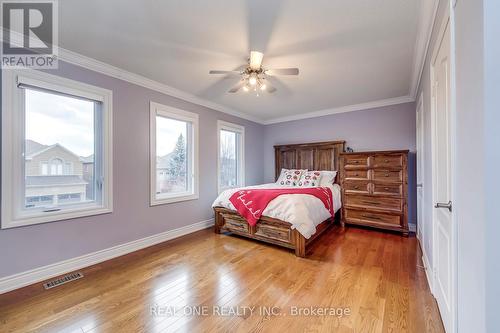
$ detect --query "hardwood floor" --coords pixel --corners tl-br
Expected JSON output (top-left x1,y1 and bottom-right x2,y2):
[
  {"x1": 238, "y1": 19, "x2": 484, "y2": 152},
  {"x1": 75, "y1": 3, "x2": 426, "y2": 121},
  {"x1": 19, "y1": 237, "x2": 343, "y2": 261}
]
[{"x1": 0, "y1": 226, "x2": 444, "y2": 333}]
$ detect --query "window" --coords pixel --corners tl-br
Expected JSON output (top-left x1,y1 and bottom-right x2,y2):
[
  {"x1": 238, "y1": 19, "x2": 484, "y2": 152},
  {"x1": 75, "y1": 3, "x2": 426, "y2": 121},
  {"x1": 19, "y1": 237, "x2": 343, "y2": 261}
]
[
  {"x1": 1, "y1": 69, "x2": 113, "y2": 229},
  {"x1": 150, "y1": 102, "x2": 198, "y2": 205},
  {"x1": 41, "y1": 159, "x2": 73, "y2": 175},
  {"x1": 25, "y1": 195, "x2": 54, "y2": 208},
  {"x1": 217, "y1": 121, "x2": 245, "y2": 193},
  {"x1": 58, "y1": 193, "x2": 82, "y2": 204},
  {"x1": 51, "y1": 158, "x2": 64, "y2": 175}
]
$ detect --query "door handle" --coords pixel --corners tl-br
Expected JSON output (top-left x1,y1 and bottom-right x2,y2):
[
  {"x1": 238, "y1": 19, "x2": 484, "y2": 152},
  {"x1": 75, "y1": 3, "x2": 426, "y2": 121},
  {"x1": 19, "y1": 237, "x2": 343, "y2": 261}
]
[
  {"x1": 417, "y1": 183, "x2": 423, "y2": 188},
  {"x1": 434, "y1": 201, "x2": 452, "y2": 212}
]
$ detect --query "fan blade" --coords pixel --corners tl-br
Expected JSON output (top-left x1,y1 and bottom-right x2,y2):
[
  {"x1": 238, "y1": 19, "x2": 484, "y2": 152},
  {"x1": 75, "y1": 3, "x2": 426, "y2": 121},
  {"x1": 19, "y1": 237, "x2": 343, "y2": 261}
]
[
  {"x1": 249, "y1": 51, "x2": 264, "y2": 70},
  {"x1": 209, "y1": 70, "x2": 241, "y2": 75},
  {"x1": 266, "y1": 84, "x2": 277, "y2": 93},
  {"x1": 228, "y1": 80, "x2": 246, "y2": 93},
  {"x1": 265, "y1": 68, "x2": 299, "y2": 76}
]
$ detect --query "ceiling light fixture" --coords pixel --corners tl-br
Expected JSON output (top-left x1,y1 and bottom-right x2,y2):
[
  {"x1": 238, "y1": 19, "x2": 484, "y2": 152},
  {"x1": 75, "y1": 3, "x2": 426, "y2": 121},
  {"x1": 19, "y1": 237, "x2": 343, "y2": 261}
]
[
  {"x1": 249, "y1": 51, "x2": 264, "y2": 70},
  {"x1": 209, "y1": 50, "x2": 299, "y2": 94},
  {"x1": 248, "y1": 74, "x2": 257, "y2": 86}
]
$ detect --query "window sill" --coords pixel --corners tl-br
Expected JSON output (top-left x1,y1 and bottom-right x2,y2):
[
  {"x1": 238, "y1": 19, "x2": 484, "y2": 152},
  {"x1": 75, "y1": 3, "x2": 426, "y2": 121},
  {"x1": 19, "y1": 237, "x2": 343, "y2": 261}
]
[
  {"x1": 150, "y1": 193, "x2": 199, "y2": 206},
  {"x1": 1, "y1": 206, "x2": 113, "y2": 229}
]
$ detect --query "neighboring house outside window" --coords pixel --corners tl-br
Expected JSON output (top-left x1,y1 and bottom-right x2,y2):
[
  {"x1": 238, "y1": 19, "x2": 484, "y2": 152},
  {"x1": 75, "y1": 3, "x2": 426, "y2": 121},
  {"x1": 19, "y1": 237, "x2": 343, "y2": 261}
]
[{"x1": 25, "y1": 140, "x2": 89, "y2": 208}]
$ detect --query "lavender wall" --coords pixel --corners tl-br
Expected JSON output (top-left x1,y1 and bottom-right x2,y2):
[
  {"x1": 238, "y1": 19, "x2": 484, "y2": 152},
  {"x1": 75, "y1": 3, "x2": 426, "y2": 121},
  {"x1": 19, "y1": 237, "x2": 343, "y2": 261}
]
[
  {"x1": 0, "y1": 61, "x2": 265, "y2": 278},
  {"x1": 263, "y1": 102, "x2": 417, "y2": 226}
]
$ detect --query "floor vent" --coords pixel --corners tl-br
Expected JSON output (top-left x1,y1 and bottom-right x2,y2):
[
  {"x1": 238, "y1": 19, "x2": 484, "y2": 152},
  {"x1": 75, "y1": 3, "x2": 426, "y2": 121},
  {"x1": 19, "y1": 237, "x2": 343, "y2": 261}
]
[{"x1": 43, "y1": 272, "x2": 84, "y2": 290}]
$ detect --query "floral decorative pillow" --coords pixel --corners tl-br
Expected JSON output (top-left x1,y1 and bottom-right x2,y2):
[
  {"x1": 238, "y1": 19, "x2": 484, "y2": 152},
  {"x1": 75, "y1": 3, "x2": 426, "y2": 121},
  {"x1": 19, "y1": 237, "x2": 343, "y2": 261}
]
[
  {"x1": 297, "y1": 171, "x2": 322, "y2": 187},
  {"x1": 279, "y1": 169, "x2": 305, "y2": 186},
  {"x1": 276, "y1": 168, "x2": 289, "y2": 184}
]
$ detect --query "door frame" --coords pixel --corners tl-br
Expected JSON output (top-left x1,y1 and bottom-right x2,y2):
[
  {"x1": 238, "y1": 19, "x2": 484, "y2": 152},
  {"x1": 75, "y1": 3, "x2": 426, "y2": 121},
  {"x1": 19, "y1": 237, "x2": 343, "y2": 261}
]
[
  {"x1": 429, "y1": 2, "x2": 458, "y2": 332},
  {"x1": 416, "y1": 92, "x2": 425, "y2": 244}
]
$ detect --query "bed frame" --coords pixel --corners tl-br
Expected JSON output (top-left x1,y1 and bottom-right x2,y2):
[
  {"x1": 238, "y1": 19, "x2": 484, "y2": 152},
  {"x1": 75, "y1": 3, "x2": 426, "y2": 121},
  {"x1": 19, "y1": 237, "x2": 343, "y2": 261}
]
[{"x1": 214, "y1": 140, "x2": 346, "y2": 257}]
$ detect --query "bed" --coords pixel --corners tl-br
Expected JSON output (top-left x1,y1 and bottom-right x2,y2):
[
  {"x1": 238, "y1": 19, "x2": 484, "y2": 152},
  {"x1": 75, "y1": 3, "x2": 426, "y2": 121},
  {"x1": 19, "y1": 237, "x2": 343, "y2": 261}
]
[{"x1": 213, "y1": 140, "x2": 345, "y2": 257}]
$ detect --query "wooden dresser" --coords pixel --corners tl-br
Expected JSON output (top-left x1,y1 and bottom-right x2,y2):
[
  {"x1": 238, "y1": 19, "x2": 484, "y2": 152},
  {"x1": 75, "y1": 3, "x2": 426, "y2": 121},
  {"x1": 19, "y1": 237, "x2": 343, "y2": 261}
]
[{"x1": 339, "y1": 150, "x2": 409, "y2": 235}]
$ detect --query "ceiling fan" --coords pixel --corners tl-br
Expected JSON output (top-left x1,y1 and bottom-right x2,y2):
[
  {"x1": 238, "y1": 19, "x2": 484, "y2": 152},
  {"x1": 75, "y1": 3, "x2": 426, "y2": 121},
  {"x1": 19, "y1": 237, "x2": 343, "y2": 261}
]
[{"x1": 209, "y1": 51, "x2": 299, "y2": 94}]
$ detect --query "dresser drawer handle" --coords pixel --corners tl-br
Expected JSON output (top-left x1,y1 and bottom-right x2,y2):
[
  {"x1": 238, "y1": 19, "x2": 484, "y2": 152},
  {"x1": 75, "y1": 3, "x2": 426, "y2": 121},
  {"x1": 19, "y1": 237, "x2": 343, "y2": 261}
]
[
  {"x1": 361, "y1": 214, "x2": 382, "y2": 220},
  {"x1": 384, "y1": 187, "x2": 390, "y2": 191},
  {"x1": 354, "y1": 186, "x2": 359, "y2": 189},
  {"x1": 384, "y1": 159, "x2": 389, "y2": 163},
  {"x1": 354, "y1": 173, "x2": 359, "y2": 176},
  {"x1": 354, "y1": 161, "x2": 359, "y2": 164},
  {"x1": 362, "y1": 201, "x2": 380, "y2": 205},
  {"x1": 384, "y1": 173, "x2": 390, "y2": 177}
]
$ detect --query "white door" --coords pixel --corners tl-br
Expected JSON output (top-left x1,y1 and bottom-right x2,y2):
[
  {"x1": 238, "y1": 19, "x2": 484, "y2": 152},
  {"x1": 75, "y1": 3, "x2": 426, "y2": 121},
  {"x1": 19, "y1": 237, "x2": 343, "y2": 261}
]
[
  {"x1": 431, "y1": 18, "x2": 455, "y2": 333},
  {"x1": 416, "y1": 94, "x2": 424, "y2": 241}
]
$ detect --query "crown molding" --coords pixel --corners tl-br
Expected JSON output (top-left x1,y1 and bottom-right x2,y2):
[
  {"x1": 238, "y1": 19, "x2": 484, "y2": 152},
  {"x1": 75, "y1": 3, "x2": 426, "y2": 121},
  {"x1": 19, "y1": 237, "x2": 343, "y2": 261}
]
[
  {"x1": 409, "y1": 0, "x2": 440, "y2": 99},
  {"x1": 36, "y1": 48, "x2": 419, "y2": 125},
  {"x1": 261, "y1": 95, "x2": 415, "y2": 125}
]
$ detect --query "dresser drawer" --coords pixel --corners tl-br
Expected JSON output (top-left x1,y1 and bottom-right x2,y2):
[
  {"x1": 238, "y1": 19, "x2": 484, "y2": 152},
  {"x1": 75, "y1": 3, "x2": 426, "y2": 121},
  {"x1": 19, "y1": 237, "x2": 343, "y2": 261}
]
[
  {"x1": 344, "y1": 194, "x2": 402, "y2": 212},
  {"x1": 372, "y1": 169, "x2": 402, "y2": 182},
  {"x1": 344, "y1": 170, "x2": 370, "y2": 180},
  {"x1": 372, "y1": 183, "x2": 402, "y2": 196},
  {"x1": 372, "y1": 155, "x2": 403, "y2": 168},
  {"x1": 343, "y1": 155, "x2": 369, "y2": 169},
  {"x1": 221, "y1": 214, "x2": 249, "y2": 233},
  {"x1": 345, "y1": 209, "x2": 402, "y2": 226},
  {"x1": 255, "y1": 223, "x2": 291, "y2": 243},
  {"x1": 343, "y1": 180, "x2": 370, "y2": 194}
]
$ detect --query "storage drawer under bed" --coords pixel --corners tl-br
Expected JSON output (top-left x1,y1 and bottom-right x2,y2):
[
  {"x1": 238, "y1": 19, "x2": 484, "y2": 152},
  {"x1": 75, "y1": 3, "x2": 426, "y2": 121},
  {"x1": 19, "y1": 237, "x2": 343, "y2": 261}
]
[{"x1": 220, "y1": 213, "x2": 249, "y2": 233}]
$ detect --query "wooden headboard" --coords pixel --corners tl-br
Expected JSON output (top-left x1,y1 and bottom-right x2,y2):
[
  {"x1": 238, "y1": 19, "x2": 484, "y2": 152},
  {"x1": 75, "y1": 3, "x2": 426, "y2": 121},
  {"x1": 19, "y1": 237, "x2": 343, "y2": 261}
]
[{"x1": 274, "y1": 141, "x2": 346, "y2": 183}]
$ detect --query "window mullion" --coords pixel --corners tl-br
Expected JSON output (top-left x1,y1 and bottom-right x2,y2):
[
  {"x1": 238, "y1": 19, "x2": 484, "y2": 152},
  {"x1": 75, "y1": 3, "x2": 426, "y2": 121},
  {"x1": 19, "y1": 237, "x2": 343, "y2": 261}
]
[{"x1": 17, "y1": 85, "x2": 27, "y2": 218}]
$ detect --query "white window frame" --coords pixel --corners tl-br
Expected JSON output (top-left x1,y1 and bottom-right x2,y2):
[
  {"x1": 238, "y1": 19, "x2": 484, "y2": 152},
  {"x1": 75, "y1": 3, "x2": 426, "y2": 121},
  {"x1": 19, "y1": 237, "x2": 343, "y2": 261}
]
[
  {"x1": 217, "y1": 120, "x2": 245, "y2": 193},
  {"x1": 1, "y1": 69, "x2": 113, "y2": 229},
  {"x1": 150, "y1": 102, "x2": 199, "y2": 205}
]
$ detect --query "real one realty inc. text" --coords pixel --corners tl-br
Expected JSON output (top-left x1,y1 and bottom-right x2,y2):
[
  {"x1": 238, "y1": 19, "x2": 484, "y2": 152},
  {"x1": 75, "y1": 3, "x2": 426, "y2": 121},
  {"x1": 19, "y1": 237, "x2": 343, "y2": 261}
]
[{"x1": 151, "y1": 305, "x2": 352, "y2": 318}]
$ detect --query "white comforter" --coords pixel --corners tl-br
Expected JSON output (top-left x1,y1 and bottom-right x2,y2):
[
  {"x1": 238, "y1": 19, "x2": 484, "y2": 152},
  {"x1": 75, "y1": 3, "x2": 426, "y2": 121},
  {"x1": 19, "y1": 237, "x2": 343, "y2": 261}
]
[{"x1": 212, "y1": 183, "x2": 342, "y2": 239}]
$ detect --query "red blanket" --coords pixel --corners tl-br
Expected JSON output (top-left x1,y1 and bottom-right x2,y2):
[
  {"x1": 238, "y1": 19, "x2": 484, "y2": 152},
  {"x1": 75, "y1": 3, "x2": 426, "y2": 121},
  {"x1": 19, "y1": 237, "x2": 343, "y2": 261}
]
[{"x1": 229, "y1": 187, "x2": 334, "y2": 226}]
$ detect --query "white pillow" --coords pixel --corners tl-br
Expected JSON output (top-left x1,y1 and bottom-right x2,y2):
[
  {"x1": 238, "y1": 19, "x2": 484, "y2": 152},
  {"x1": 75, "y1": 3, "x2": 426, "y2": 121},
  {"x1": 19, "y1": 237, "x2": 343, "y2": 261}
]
[
  {"x1": 297, "y1": 171, "x2": 322, "y2": 187},
  {"x1": 277, "y1": 169, "x2": 306, "y2": 186},
  {"x1": 318, "y1": 170, "x2": 338, "y2": 187}
]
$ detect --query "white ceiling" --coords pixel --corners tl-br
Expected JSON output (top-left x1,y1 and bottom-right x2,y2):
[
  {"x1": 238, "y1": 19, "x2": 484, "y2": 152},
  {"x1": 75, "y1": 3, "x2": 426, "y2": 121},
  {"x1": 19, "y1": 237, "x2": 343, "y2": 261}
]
[{"x1": 59, "y1": 0, "x2": 421, "y2": 123}]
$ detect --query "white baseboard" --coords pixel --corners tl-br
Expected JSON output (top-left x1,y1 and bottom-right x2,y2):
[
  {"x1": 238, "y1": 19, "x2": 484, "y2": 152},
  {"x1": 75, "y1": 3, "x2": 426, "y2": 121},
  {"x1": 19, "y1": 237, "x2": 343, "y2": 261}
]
[
  {"x1": 420, "y1": 241, "x2": 434, "y2": 295},
  {"x1": 0, "y1": 218, "x2": 214, "y2": 294}
]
